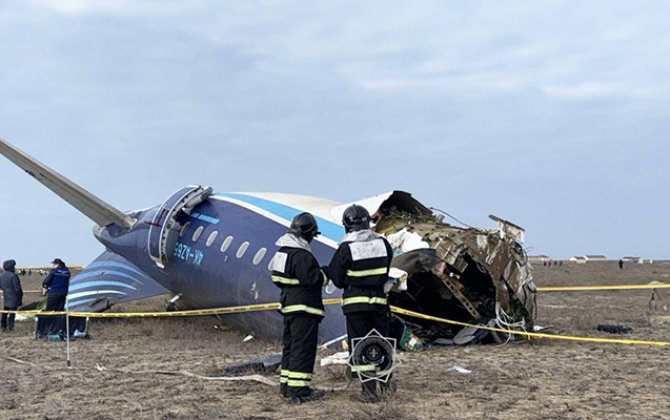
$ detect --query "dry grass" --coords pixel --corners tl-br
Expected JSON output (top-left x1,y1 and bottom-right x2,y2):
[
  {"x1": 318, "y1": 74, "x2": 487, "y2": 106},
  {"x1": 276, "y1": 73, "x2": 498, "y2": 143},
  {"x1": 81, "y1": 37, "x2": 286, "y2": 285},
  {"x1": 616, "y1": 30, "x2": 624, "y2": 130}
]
[
  {"x1": 346, "y1": 399, "x2": 418, "y2": 420},
  {"x1": 2, "y1": 261, "x2": 670, "y2": 419}
]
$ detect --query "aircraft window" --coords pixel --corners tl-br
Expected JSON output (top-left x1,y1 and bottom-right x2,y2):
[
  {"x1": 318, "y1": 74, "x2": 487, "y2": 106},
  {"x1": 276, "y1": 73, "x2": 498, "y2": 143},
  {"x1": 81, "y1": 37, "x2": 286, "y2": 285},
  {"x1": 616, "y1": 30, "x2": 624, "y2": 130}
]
[
  {"x1": 236, "y1": 241, "x2": 250, "y2": 258},
  {"x1": 179, "y1": 222, "x2": 191, "y2": 237},
  {"x1": 206, "y1": 231, "x2": 219, "y2": 247},
  {"x1": 253, "y1": 248, "x2": 267, "y2": 265},
  {"x1": 221, "y1": 235, "x2": 234, "y2": 253},
  {"x1": 192, "y1": 226, "x2": 204, "y2": 242}
]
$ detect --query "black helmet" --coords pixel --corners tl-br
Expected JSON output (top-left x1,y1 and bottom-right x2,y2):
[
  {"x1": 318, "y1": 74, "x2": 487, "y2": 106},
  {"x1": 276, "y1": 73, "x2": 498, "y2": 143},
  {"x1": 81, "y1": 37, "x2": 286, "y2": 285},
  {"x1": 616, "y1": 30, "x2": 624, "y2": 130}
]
[
  {"x1": 342, "y1": 204, "x2": 371, "y2": 233},
  {"x1": 289, "y1": 212, "x2": 320, "y2": 242}
]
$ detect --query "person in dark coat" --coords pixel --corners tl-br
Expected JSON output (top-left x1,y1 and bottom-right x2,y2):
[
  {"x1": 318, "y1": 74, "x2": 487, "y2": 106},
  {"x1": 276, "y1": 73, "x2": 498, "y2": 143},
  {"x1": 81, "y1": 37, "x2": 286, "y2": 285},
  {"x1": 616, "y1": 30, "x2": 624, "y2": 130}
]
[
  {"x1": 269, "y1": 213, "x2": 327, "y2": 403},
  {"x1": 1, "y1": 259, "x2": 23, "y2": 331},
  {"x1": 325, "y1": 204, "x2": 396, "y2": 403},
  {"x1": 42, "y1": 258, "x2": 71, "y2": 311}
]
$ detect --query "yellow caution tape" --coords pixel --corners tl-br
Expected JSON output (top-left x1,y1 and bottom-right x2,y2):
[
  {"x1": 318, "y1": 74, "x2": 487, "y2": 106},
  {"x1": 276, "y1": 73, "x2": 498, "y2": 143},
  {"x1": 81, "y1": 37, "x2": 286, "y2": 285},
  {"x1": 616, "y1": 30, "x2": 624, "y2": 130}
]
[
  {"x1": 390, "y1": 306, "x2": 670, "y2": 347},
  {"x1": 4, "y1": 283, "x2": 668, "y2": 298},
  {"x1": 2, "y1": 297, "x2": 669, "y2": 346},
  {"x1": 0, "y1": 298, "x2": 344, "y2": 318},
  {"x1": 0, "y1": 292, "x2": 670, "y2": 346},
  {"x1": 537, "y1": 283, "x2": 670, "y2": 292},
  {"x1": 0, "y1": 303, "x2": 280, "y2": 318}
]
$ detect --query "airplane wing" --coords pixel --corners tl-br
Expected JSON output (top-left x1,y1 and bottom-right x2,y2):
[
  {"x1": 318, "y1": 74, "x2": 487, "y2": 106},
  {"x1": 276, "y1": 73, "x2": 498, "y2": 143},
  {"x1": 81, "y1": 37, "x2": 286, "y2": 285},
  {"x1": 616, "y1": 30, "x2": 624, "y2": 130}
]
[
  {"x1": 67, "y1": 250, "x2": 169, "y2": 312},
  {"x1": 0, "y1": 137, "x2": 135, "y2": 228}
]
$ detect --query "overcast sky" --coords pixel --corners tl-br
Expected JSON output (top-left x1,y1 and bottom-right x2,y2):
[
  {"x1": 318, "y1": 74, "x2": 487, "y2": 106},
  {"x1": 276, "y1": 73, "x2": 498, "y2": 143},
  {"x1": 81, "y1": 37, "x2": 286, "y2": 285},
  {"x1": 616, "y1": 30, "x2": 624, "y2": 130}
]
[{"x1": 1, "y1": 0, "x2": 668, "y2": 265}]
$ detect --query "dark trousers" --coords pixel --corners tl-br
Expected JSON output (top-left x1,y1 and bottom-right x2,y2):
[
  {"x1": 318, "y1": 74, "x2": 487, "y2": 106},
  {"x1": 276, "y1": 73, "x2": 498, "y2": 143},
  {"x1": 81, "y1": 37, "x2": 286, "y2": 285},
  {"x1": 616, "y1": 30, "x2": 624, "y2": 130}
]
[
  {"x1": 346, "y1": 310, "x2": 393, "y2": 396},
  {"x1": 1, "y1": 306, "x2": 17, "y2": 331},
  {"x1": 281, "y1": 314, "x2": 320, "y2": 397},
  {"x1": 46, "y1": 294, "x2": 67, "y2": 311}
]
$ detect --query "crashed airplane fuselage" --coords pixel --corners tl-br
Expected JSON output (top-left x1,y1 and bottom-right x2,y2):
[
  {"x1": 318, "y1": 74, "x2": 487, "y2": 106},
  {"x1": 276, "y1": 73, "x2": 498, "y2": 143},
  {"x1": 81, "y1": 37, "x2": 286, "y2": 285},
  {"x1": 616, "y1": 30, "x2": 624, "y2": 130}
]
[{"x1": 0, "y1": 138, "x2": 536, "y2": 345}]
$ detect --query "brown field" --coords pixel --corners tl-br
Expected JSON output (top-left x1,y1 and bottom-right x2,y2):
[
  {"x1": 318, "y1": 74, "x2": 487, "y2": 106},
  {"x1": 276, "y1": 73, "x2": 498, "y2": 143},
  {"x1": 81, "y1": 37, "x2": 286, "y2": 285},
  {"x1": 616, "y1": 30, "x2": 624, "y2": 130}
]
[{"x1": 2, "y1": 261, "x2": 670, "y2": 419}]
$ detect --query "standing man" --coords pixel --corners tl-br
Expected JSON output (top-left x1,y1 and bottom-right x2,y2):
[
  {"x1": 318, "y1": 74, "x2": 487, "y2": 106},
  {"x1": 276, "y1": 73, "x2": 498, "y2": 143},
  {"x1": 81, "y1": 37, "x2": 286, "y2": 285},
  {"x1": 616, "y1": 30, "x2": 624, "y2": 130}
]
[
  {"x1": 0, "y1": 260, "x2": 23, "y2": 332},
  {"x1": 326, "y1": 204, "x2": 395, "y2": 402},
  {"x1": 269, "y1": 212, "x2": 327, "y2": 403},
  {"x1": 43, "y1": 258, "x2": 70, "y2": 311}
]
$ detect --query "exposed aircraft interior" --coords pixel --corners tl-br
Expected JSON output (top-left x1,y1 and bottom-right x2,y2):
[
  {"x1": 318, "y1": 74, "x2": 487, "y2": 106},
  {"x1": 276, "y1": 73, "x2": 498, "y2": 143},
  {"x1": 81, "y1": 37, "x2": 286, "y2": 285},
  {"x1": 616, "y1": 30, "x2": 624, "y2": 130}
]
[{"x1": 370, "y1": 193, "x2": 536, "y2": 345}]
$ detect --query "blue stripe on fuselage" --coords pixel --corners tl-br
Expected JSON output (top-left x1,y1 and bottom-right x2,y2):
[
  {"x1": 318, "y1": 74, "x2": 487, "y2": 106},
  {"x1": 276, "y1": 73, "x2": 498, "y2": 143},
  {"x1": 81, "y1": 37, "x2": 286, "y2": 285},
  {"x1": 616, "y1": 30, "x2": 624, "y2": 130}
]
[
  {"x1": 72, "y1": 269, "x2": 143, "y2": 286},
  {"x1": 69, "y1": 280, "x2": 138, "y2": 293},
  {"x1": 66, "y1": 297, "x2": 99, "y2": 309},
  {"x1": 84, "y1": 261, "x2": 149, "y2": 281},
  {"x1": 219, "y1": 193, "x2": 345, "y2": 244}
]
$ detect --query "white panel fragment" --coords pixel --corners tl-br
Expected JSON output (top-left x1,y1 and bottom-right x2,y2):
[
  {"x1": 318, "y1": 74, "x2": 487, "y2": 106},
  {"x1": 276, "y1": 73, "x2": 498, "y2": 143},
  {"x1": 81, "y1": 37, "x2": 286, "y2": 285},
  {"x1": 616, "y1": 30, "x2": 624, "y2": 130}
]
[{"x1": 387, "y1": 228, "x2": 430, "y2": 253}]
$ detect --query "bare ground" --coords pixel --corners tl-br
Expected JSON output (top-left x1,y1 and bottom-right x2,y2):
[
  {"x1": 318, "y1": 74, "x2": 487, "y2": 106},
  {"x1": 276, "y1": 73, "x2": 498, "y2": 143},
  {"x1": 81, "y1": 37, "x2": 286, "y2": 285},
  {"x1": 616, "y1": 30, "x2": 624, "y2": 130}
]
[{"x1": 2, "y1": 261, "x2": 670, "y2": 419}]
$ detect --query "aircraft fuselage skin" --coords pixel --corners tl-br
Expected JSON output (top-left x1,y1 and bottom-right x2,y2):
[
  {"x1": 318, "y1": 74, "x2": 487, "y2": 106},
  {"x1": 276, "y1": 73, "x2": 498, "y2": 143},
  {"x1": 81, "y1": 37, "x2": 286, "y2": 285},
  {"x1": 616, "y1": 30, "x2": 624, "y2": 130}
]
[
  {"x1": 0, "y1": 137, "x2": 536, "y2": 347},
  {"x1": 93, "y1": 192, "x2": 347, "y2": 344}
]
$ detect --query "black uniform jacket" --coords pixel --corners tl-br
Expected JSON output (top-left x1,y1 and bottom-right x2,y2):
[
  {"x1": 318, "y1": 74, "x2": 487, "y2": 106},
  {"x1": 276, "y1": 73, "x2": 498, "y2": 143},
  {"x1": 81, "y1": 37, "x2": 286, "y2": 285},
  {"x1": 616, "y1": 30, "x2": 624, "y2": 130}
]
[
  {"x1": 326, "y1": 230, "x2": 393, "y2": 314},
  {"x1": 270, "y1": 234, "x2": 326, "y2": 318}
]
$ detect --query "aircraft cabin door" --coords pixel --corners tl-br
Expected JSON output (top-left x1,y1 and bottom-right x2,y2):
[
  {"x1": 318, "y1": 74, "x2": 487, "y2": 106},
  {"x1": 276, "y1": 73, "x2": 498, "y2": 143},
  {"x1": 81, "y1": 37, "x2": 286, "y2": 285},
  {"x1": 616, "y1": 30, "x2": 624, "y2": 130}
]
[{"x1": 147, "y1": 185, "x2": 212, "y2": 268}]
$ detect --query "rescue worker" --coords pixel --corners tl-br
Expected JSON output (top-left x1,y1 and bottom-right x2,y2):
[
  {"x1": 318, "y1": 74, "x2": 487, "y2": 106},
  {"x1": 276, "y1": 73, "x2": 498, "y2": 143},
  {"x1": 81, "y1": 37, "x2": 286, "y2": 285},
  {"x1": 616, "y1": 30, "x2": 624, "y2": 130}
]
[
  {"x1": 325, "y1": 204, "x2": 396, "y2": 402},
  {"x1": 0, "y1": 260, "x2": 23, "y2": 332},
  {"x1": 43, "y1": 258, "x2": 71, "y2": 311},
  {"x1": 269, "y1": 213, "x2": 327, "y2": 403}
]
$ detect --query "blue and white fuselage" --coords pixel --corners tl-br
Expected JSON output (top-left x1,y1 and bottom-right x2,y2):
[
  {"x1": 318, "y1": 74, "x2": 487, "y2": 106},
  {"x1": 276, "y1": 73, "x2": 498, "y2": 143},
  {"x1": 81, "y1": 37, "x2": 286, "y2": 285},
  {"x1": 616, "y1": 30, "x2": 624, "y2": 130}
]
[
  {"x1": 0, "y1": 138, "x2": 407, "y2": 344},
  {"x1": 1, "y1": 137, "x2": 537, "y2": 347},
  {"x1": 79, "y1": 190, "x2": 351, "y2": 343}
]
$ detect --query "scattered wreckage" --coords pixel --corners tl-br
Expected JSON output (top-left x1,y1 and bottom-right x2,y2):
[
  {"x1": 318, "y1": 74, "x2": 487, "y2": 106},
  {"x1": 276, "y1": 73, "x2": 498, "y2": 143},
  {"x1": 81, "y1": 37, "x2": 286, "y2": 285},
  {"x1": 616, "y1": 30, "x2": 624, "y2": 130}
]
[
  {"x1": 361, "y1": 192, "x2": 537, "y2": 348},
  {"x1": 1, "y1": 136, "x2": 535, "y2": 351}
]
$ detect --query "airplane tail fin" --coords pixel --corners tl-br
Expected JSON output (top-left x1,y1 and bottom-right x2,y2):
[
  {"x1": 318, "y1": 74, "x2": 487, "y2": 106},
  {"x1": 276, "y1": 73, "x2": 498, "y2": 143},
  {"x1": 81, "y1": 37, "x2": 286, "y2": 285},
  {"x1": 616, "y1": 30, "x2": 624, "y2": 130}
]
[
  {"x1": 67, "y1": 249, "x2": 169, "y2": 311},
  {"x1": 0, "y1": 137, "x2": 135, "y2": 228}
]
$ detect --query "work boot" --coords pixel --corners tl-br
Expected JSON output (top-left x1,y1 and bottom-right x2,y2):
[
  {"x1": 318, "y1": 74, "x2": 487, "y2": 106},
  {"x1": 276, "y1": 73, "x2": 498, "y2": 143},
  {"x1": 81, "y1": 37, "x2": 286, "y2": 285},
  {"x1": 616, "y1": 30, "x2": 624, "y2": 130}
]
[
  {"x1": 289, "y1": 389, "x2": 326, "y2": 404},
  {"x1": 350, "y1": 391, "x2": 380, "y2": 404},
  {"x1": 280, "y1": 383, "x2": 289, "y2": 399},
  {"x1": 380, "y1": 380, "x2": 397, "y2": 397},
  {"x1": 351, "y1": 381, "x2": 380, "y2": 403}
]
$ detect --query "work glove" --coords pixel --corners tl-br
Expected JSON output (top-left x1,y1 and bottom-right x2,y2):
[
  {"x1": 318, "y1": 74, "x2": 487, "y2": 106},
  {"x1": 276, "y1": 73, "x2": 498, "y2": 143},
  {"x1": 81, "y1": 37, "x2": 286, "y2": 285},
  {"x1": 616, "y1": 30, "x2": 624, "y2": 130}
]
[{"x1": 384, "y1": 268, "x2": 408, "y2": 294}]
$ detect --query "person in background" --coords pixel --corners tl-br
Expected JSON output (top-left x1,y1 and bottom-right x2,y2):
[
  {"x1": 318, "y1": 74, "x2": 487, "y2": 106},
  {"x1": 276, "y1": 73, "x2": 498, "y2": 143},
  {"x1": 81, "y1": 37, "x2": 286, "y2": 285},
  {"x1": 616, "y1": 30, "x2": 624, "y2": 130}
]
[
  {"x1": 42, "y1": 258, "x2": 71, "y2": 311},
  {"x1": 0, "y1": 259, "x2": 23, "y2": 331}
]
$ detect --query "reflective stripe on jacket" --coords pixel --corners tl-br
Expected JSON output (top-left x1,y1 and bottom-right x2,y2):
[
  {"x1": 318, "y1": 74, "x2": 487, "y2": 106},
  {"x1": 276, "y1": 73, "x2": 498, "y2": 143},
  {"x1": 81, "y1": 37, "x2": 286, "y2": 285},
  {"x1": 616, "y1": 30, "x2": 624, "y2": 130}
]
[
  {"x1": 269, "y1": 234, "x2": 326, "y2": 319},
  {"x1": 326, "y1": 231, "x2": 393, "y2": 314}
]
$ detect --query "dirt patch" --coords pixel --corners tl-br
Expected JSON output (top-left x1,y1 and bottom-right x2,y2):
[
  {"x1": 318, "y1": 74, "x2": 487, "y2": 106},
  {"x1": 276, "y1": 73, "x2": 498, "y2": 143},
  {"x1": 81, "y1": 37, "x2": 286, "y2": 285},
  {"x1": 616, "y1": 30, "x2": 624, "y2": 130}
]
[{"x1": 2, "y1": 262, "x2": 670, "y2": 419}]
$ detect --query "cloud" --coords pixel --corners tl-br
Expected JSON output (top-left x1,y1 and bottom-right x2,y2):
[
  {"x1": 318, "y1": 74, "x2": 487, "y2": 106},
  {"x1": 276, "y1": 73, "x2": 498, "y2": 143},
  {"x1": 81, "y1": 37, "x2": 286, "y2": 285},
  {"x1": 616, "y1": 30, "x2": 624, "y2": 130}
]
[
  {"x1": 25, "y1": 0, "x2": 182, "y2": 16},
  {"x1": 18, "y1": 0, "x2": 670, "y2": 103},
  {"x1": 26, "y1": 0, "x2": 132, "y2": 16},
  {"x1": 1, "y1": 0, "x2": 670, "y2": 262},
  {"x1": 542, "y1": 83, "x2": 661, "y2": 100}
]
